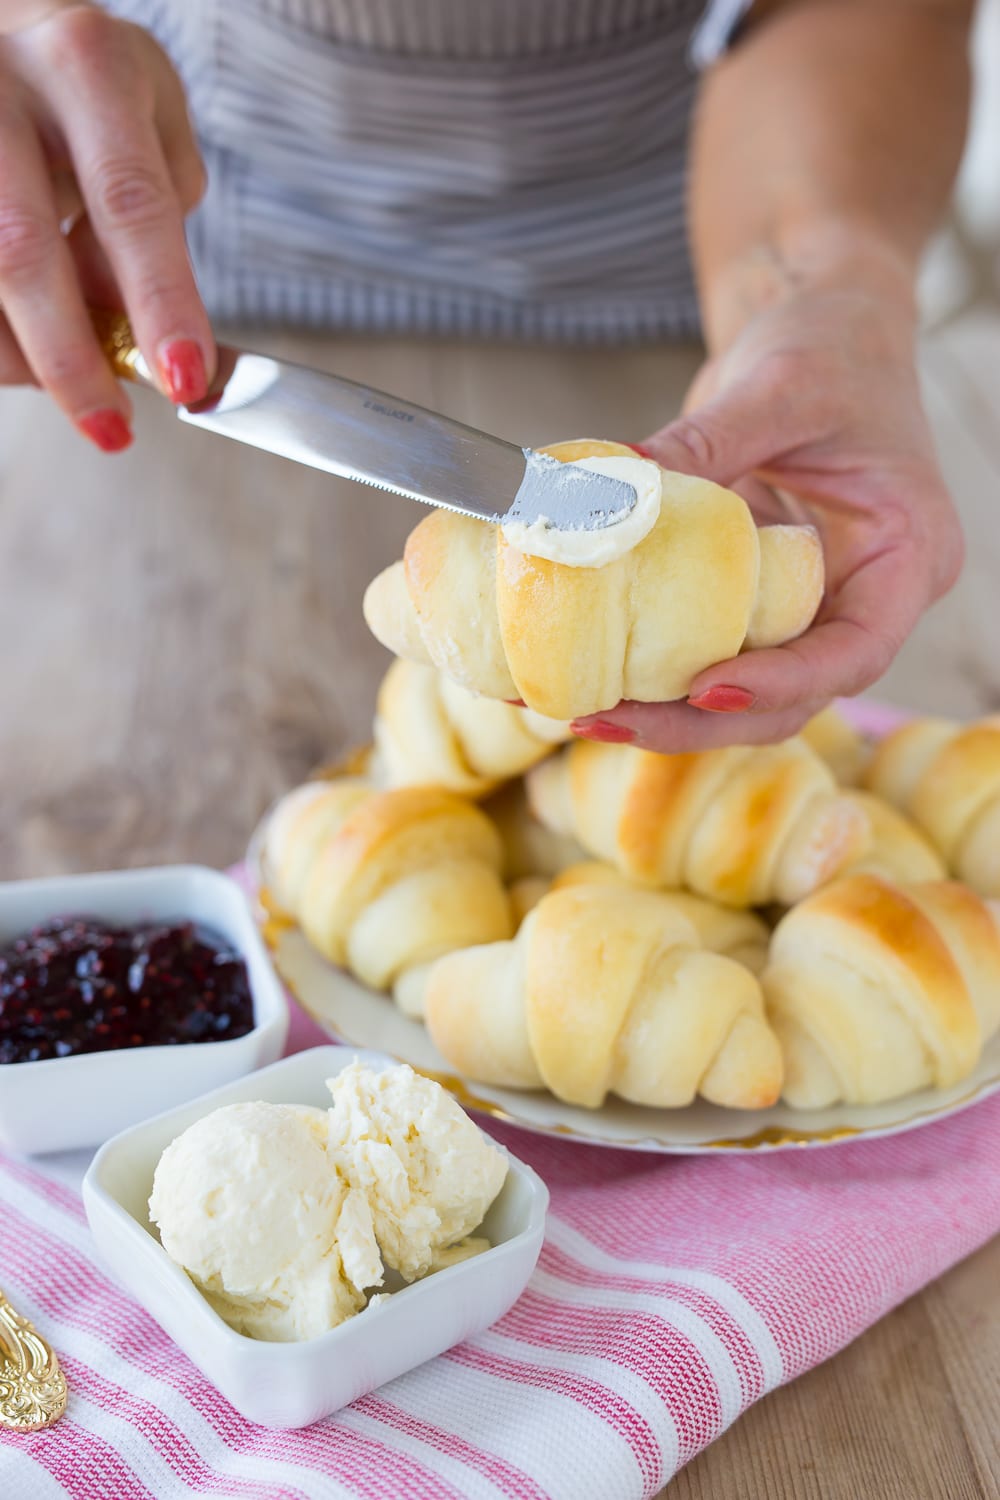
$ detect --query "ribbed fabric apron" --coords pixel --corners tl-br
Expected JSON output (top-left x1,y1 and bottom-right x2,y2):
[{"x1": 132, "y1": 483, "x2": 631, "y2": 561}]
[{"x1": 104, "y1": 1, "x2": 749, "y2": 339}]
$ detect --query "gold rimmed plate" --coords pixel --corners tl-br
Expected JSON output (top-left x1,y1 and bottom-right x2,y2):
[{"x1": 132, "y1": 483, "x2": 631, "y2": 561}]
[
  {"x1": 253, "y1": 897, "x2": 1000, "y2": 1155},
  {"x1": 246, "y1": 700, "x2": 1000, "y2": 1154}
]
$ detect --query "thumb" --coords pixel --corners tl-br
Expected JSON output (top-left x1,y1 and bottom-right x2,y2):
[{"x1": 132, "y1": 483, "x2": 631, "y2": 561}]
[{"x1": 639, "y1": 371, "x2": 800, "y2": 488}]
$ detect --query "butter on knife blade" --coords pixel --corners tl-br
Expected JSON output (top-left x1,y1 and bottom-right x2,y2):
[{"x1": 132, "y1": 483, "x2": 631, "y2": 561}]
[{"x1": 93, "y1": 309, "x2": 638, "y2": 534}]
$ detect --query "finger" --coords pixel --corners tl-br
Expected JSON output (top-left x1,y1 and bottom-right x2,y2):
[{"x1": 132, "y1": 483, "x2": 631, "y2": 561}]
[
  {"x1": 54, "y1": 9, "x2": 213, "y2": 403},
  {"x1": 684, "y1": 539, "x2": 925, "y2": 714},
  {"x1": 633, "y1": 435, "x2": 804, "y2": 531},
  {"x1": 639, "y1": 362, "x2": 814, "y2": 486},
  {"x1": 153, "y1": 52, "x2": 208, "y2": 213},
  {"x1": 680, "y1": 357, "x2": 720, "y2": 415},
  {"x1": 570, "y1": 699, "x2": 822, "y2": 754},
  {"x1": 639, "y1": 388, "x2": 776, "y2": 484},
  {"x1": 729, "y1": 474, "x2": 805, "y2": 527},
  {"x1": 0, "y1": 313, "x2": 35, "y2": 385},
  {"x1": 0, "y1": 98, "x2": 131, "y2": 441},
  {"x1": 51, "y1": 167, "x2": 84, "y2": 229},
  {"x1": 67, "y1": 212, "x2": 123, "y2": 309}
]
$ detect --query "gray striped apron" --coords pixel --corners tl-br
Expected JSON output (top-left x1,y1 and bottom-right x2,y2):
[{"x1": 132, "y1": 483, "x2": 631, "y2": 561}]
[{"x1": 104, "y1": 1, "x2": 750, "y2": 341}]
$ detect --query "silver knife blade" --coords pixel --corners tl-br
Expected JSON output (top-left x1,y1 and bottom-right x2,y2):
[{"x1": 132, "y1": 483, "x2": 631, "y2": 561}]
[{"x1": 173, "y1": 345, "x2": 637, "y2": 531}]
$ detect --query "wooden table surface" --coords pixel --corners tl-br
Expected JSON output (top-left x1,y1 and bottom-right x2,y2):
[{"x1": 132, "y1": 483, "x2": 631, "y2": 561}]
[{"x1": 1, "y1": 320, "x2": 999, "y2": 1498}]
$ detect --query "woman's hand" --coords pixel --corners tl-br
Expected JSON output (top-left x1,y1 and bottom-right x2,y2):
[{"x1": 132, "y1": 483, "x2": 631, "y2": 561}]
[
  {"x1": 0, "y1": 1, "x2": 212, "y2": 449},
  {"x1": 573, "y1": 246, "x2": 963, "y2": 752}
]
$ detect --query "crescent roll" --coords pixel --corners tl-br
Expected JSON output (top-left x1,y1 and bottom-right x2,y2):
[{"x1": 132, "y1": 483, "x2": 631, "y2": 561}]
[
  {"x1": 864, "y1": 716, "x2": 1000, "y2": 895},
  {"x1": 363, "y1": 439, "x2": 824, "y2": 720},
  {"x1": 841, "y1": 791, "x2": 946, "y2": 884},
  {"x1": 264, "y1": 779, "x2": 512, "y2": 1015},
  {"x1": 526, "y1": 737, "x2": 870, "y2": 907},
  {"x1": 800, "y1": 704, "x2": 870, "y2": 785},
  {"x1": 424, "y1": 883, "x2": 783, "y2": 1110},
  {"x1": 372, "y1": 658, "x2": 569, "y2": 797},
  {"x1": 481, "y1": 778, "x2": 586, "y2": 882},
  {"x1": 548, "y1": 862, "x2": 771, "y2": 972},
  {"x1": 763, "y1": 874, "x2": 1000, "y2": 1108}
]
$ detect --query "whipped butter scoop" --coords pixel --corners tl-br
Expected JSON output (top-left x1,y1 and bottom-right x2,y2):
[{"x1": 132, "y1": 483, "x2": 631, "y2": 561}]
[
  {"x1": 501, "y1": 455, "x2": 662, "y2": 567},
  {"x1": 149, "y1": 1061, "x2": 508, "y2": 1342}
]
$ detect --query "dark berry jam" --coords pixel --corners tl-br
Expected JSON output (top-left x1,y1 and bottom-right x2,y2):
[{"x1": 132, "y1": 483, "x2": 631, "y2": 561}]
[{"x1": 0, "y1": 917, "x2": 255, "y2": 1064}]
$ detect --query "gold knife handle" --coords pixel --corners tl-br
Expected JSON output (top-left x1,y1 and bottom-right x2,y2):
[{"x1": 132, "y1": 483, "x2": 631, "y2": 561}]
[
  {"x1": 90, "y1": 307, "x2": 158, "y2": 389},
  {"x1": 90, "y1": 306, "x2": 227, "y2": 410}
]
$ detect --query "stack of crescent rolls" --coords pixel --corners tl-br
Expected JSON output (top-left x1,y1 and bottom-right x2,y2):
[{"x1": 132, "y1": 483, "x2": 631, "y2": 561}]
[{"x1": 261, "y1": 440, "x2": 1000, "y2": 1115}]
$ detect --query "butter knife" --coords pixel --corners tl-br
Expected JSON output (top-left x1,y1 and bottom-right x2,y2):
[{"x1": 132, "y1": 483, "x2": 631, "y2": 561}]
[{"x1": 95, "y1": 311, "x2": 638, "y2": 532}]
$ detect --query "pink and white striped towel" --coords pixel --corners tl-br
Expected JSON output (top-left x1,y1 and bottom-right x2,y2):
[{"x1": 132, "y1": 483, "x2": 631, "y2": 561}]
[
  {"x1": 3, "y1": 697, "x2": 999, "y2": 1499},
  {"x1": 3, "y1": 1004, "x2": 1000, "y2": 1500}
]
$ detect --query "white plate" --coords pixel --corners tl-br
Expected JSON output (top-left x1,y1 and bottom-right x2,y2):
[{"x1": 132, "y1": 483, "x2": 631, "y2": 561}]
[
  {"x1": 248, "y1": 698, "x2": 1000, "y2": 1154},
  {"x1": 261, "y1": 921, "x2": 1000, "y2": 1153},
  {"x1": 83, "y1": 1046, "x2": 548, "y2": 1428}
]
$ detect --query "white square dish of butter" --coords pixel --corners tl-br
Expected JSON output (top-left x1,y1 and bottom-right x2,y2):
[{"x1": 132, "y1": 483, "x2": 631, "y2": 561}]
[{"x1": 83, "y1": 1046, "x2": 548, "y2": 1428}]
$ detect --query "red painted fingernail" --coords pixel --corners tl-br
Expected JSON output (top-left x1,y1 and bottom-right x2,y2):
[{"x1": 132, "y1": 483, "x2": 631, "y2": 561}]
[
  {"x1": 628, "y1": 442, "x2": 655, "y2": 459},
  {"x1": 157, "y1": 339, "x2": 207, "y2": 405},
  {"x1": 77, "y1": 409, "x2": 133, "y2": 453},
  {"x1": 687, "y1": 686, "x2": 756, "y2": 713},
  {"x1": 570, "y1": 720, "x2": 636, "y2": 743}
]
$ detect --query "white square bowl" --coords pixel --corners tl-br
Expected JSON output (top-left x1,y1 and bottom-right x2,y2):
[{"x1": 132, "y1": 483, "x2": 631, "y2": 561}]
[
  {"x1": 0, "y1": 865, "x2": 289, "y2": 1154},
  {"x1": 83, "y1": 1045, "x2": 549, "y2": 1428}
]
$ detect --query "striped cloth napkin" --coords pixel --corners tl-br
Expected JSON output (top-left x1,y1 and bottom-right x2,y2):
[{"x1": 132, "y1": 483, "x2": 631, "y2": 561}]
[
  {"x1": 3, "y1": 696, "x2": 999, "y2": 1500},
  {"x1": 3, "y1": 1000, "x2": 1000, "y2": 1500}
]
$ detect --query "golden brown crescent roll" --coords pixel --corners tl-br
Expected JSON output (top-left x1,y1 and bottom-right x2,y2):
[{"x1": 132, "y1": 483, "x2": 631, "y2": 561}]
[
  {"x1": 549, "y1": 861, "x2": 770, "y2": 972},
  {"x1": 264, "y1": 777, "x2": 374, "y2": 919},
  {"x1": 481, "y1": 778, "x2": 586, "y2": 881},
  {"x1": 507, "y1": 875, "x2": 552, "y2": 928},
  {"x1": 363, "y1": 439, "x2": 824, "y2": 720},
  {"x1": 424, "y1": 883, "x2": 783, "y2": 1110},
  {"x1": 525, "y1": 737, "x2": 870, "y2": 908},
  {"x1": 763, "y1": 874, "x2": 1000, "y2": 1108},
  {"x1": 841, "y1": 792, "x2": 946, "y2": 884},
  {"x1": 800, "y1": 705, "x2": 870, "y2": 785},
  {"x1": 371, "y1": 658, "x2": 569, "y2": 797},
  {"x1": 264, "y1": 779, "x2": 512, "y2": 1015},
  {"x1": 863, "y1": 716, "x2": 1000, "y2": 895}
]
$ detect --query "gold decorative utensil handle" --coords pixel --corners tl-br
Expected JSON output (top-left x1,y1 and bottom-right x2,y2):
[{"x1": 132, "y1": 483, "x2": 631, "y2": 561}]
[
  {"x1": 90, "y1": 307, "x2": 157, "y2": 389},
  {"x1": 0, "y1": 1286, "x2": 68, "y2": 1432}
]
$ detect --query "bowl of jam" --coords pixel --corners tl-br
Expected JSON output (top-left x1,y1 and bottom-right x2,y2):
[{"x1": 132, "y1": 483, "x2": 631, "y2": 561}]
[{"x1": 0, "y1": 867, "x2": 288, "y2": 1155}]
